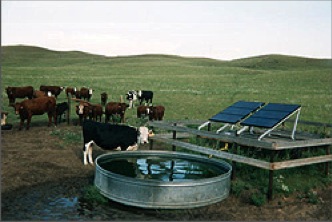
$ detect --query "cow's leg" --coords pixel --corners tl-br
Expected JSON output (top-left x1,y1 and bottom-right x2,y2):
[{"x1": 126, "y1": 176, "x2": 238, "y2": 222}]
[
  {"x1": 19, "y1": 118, "x2": 24, "y2": 130},
  {"x1": 26, "y1": 115, "x2": 32, "y2": 130},
  {"x1": 47, "y1": 113, "x2": 52, "y2": 127},
  {"x1": 83, "y1": 140, "x2": 94, "y2": 165}
]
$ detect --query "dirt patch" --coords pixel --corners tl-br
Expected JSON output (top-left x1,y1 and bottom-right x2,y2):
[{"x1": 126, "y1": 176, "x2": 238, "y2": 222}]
[{"x1": 1, "y1": 124, "x2": 331, "y2": 220}]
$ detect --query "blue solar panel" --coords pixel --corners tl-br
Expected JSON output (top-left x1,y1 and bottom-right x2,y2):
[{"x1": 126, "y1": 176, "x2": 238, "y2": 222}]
[
  {"x1": 209, "y1": 101, "x2": 265, "y2": 124},
  {"x1": 241, "y1": 103, "x2": 301, "y2": 128}
]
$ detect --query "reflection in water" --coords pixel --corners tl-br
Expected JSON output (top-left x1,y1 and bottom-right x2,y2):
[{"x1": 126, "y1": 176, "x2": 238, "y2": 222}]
[{"x1": 100, "y1": 157, "x2": 227, "y2": 182}]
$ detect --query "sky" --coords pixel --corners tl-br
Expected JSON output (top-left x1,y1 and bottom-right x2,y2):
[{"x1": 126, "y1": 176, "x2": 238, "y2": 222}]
[{"x1": 2, "y1": 1, "x2": 331, "y2": 60}]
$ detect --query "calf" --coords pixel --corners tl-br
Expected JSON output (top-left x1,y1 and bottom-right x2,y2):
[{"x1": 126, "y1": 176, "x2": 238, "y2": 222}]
[
  {"x1": 148, "y1": 105, "x2": 165, "y2": 121},
  {"x1": 105, "y1": 102, "x2": 128, "y2": 123},
  {"x1": 100, "y1": 92, "x2": 108, "y2": 106},
  {"x1": 56, "y1": 102, "x2": 69, "y2": 124},
  {"x1": 80, "y1": 87, "x2": 93, "y2": 101},
  {"x1": 82, "y1": 119, "x2": 151, "y2": 165},
  {"x1": 137, "y1": 105, "x2": 150, "y2": 118},
  {"x1": 13, "y1": 97, "x2": 57, "y2": 130},
  {"x1": 6, "y1": 86, "x2": 34, "y2": 105},
  {"x1": 66, "y1": 87, "x2": 77, "y2": 98},
  {"x1": 40, "y1": 85, "x2": 64, "y2": 98},
  {"x1": 88, "y1": 104, "x2": 103, "y2": 122},
  {"x1": 137, "y1": 90, "x2": 153, "y2": 106}
]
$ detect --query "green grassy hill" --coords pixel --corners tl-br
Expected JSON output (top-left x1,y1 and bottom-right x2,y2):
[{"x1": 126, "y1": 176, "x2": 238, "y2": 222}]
[{"x1": 1, "y1": 45, "x2": 332, "y2": 130}]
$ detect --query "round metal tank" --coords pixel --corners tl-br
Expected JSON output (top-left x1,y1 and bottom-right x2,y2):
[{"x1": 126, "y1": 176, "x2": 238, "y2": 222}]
[{"x1": 94, "y1": 150, "x2": 232, "y2": 209}]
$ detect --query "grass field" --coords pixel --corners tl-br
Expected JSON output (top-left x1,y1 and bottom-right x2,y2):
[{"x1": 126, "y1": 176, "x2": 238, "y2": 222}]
[
  {"x1": 1, "y1": 45, "x2": 332, "y2": 204},
  {"x1": 2, "y1": 45, "x2": 331, "y2": 128}
]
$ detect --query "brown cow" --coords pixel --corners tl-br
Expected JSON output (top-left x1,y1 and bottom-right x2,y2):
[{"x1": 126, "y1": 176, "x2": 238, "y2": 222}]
[
  {"x1": 13, "y1": 97, "x2": 57, "y2": 130},
  {"x1": 100, "y1": 92, "x2": 108, "y2": 106},
  {"x1": 33, "y1": 90, "x2": 48, "y2": 98},
  {"x1": 148, "y1": 105, "x2": 165, "y2": 121},
  {"x1": 105, "y1": 102, "x2": 128, "y2": 123},
  {"x1": 137, "y1": 105, "x2": 150, "y2": 118},
  {"x1": 40, "y1": 85, "x2": 64, "y2": 98},
  {"x1": 6, "y1": 86, "x2": 34, "y2": 104},
  {"x1": 80, "y1": 87, "x2": 93, "y2": 101},
  {"x1": 65, "y1": 87, "x2": 77, "y2": 98},
  {"x1": 88, "y1": 104, "x2": 103, "y2": 122},
  {"x1": 76, "y1": 102, "x2": 90, "y2": 126}
]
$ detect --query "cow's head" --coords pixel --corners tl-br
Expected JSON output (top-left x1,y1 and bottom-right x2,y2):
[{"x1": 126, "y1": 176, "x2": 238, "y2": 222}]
[
  {"x1": 12, "y1": 102, "x2": 23, "y2": 115},
  {"x1": 138, "y1": 126, "x2": 154, "y2": 144},
  {"x1": 1, "y1": 112, "x2": 8, "y2": 126}
]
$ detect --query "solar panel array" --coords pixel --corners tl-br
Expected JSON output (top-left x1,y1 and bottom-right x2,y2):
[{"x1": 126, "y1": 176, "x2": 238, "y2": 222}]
[{"x1": 209, "y1": 101, "x2": 265, "y2": 124}]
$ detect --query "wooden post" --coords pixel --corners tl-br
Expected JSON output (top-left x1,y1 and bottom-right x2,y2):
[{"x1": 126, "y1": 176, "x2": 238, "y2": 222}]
[
  {"x1": 325, "y1": 145, "x2": 330, "y2": 176},
  {"x1": 231, "y1": 143, "x2": 238, "y2": 180},
  {"x1": 172, "y1": 122, "x2": 177, "y2": 151},
  {"x1": 67, "y1": 97, "x2": 71, "y2": 125},
  {"x1": 268, "y1": 150, "x2": 276, "y2": 201}
]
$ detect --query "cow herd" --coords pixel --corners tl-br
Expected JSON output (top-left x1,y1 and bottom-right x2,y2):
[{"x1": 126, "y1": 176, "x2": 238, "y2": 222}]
[
  {"x1": 4, "y1": 85, "x2": 165, "y2": 130},
  {"x1": 3, "y1": 85, "x2": 163, "y2": 165}
]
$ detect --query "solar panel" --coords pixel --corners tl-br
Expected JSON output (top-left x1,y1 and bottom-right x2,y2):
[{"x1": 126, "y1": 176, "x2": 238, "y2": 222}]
[
  {"x1": 241, "y1": 103, "x2": 301, "y2": 128},
  {"x1": 209, "y1": 101, "x2": 265, "y2": 124}
]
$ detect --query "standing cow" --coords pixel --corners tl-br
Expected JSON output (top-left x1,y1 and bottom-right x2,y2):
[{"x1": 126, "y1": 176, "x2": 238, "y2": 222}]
[
  {"x1": 40, "y1": 85, "x2": 64, "y2": 98},
  {"x1": 82, "y1": 119, "x2": 151, "y2": 165},
  {"x1": 137, "y1": 90, "x2": 153, "y2": 106},
  {"x1": 126, "y1": 90, "x2": 137, "y2": 109},
  {"x1": 80, "y1": 87, "x2": 93, "y2": 101},
  {"x1": 105, "y1": 102, "x2": 128, "y2": 123},
  {"x1": 100, "y1": 92, "x2": 108, "y2": 106},
  {"x1": 66, "y1": 87, "x2": 77, "y2": 98},
  {"x1": 6, "y1": 86, "x2": 34, "y2": 105},
  {"x1": 148, "y1": 105, "x2": 165, "y2": 121},
  {"x1": 76, "y1": 102, "x2": 90, "y2": 126},
  {"x1": 12, "y1": 97, "x2": 57, "y2": 130}
]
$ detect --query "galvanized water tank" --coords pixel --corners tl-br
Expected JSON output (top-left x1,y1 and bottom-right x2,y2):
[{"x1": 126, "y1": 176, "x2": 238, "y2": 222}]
[{"x1": 94, "y1": 150, "x2": 232, "y2": 209}]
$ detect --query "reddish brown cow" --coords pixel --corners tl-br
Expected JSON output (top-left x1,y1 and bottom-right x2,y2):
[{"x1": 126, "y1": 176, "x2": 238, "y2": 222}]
[
  {"x1": 6, "y1": 86, "x2": 34, "y2": 104},
  {"x1": 80, "y1": 87, "x2": 93, "y2": 101},
  {"x1": 148, "y1": 105, "x2": 165, "y2": 121},
  {"x1": 13, "y1": 97, "x2": 57, "y2": 130},
  {"x1": 40, "y1": 85, "x2": 64, "y2": 98},
  {"x1": 75, "y1": 102, "x2": 90, "y2": 126},
  {"x1": 105, "y1": 102, "x2": 128, "y2": 123},
  {"x1": 65, "y1": 87, "x2": 77, "y2": 98},
  {"x1": 33, "y1": 90, "x2": 48, "y2": 98},
  {"x1": 137, "y1": 105, "x2": 150, "y2": 118},
  {"x1": 88, "y1": 104, "x2": 103, "y2": 122},
  {"x1": 100, "y1": 92, "x2": 108, "y2": 106}
]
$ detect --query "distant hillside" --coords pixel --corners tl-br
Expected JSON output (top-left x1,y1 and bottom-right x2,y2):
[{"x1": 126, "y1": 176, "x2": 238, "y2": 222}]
[
  {"x1": 1, "y1": 45, "x2": 331, "y2": 70},
  {"x1": 227, "y1": 54, "x2": 332, "y2": 70}
]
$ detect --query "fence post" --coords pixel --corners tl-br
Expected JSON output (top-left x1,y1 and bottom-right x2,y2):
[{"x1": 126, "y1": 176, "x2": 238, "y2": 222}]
[
  {"x1": 325, "y1": 145, "x2": 330, "y2": 176},
  {"x1": 268, "y1": 150, "x2": 276, "y2": 201},
  {"x1": 67, "y1": 97, "x2": 71, "y2": 125},
  {"x1": 172, "y1": 122, "x2": 177, "y2": 151},
  {"x1": 231, "y1": 143, "x2": 238, "y2": 180}
]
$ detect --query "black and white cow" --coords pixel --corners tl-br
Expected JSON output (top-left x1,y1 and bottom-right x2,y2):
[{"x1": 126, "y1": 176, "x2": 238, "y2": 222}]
[
  {"x1": 126, "y1": 90, "x2": 137, "y2": 109},
  {"x1": 82, "y1": 120, "x2": 151, "y2": 165},
  {"x1": 137, "y1": 90, "x2": 153, "y2": 106}
]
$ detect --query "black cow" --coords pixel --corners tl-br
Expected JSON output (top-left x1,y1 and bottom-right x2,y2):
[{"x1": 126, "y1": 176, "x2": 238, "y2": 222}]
[
  {"x1": 56, "y1": 102, "x2": 69, "y2": 123},
  {"x1": 137, "y1": 90, "x2": 153, "y2": 106},
  {"x1": 82, "y1": 120, "x2": 151, "y2": 165}
]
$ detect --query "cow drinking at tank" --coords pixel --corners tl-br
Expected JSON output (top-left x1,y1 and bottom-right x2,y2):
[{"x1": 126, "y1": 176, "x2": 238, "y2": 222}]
[
  {"x1": 13, "y1": 97, "x2": 57, "y2": 130},
  {"x1": 82, "y1": 119, "x2": 151, "y2": 165},
  {"x1": 6, "y1": 86, "x2": 34, "y2": 105},
  {"x1": 137, "y1": 90, "x2": 153, "y2": 106}
]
